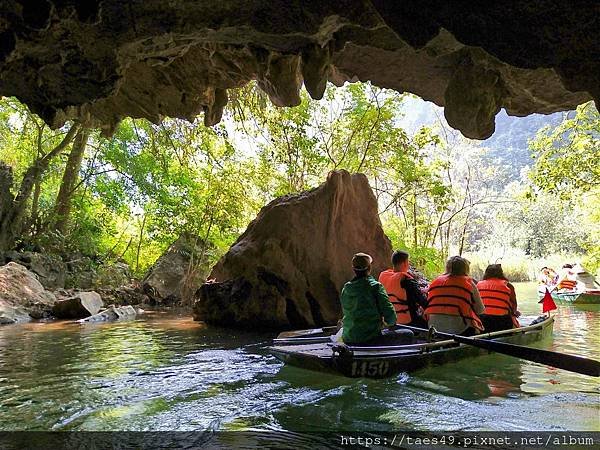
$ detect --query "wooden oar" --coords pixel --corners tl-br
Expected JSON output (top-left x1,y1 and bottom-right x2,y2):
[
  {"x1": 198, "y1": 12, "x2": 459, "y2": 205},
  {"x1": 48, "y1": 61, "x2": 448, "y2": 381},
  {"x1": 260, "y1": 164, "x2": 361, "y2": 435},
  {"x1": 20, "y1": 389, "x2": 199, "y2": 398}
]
[
  {"x1": 397, "y1": 324, "x2": 600, "y2": 377},
  {"x1": 276, "y1": 326, "x2": 338, "y2": 339}
]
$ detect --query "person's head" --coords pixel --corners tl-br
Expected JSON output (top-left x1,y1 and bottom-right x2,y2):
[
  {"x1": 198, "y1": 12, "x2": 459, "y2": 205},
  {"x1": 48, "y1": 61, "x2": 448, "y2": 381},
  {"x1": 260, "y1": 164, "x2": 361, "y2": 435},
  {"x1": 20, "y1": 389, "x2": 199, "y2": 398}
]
[
  {"x1": 482, "y1": 264, "x2": 507, "y2": 280},
  {"x1": 445, "y1": 255, "x2": 470, "y2": 276},
  {"x1": 352, "y1": 252, "x2": 372, "y2": 277},
  {"x1": 562, "y1": 263, "x2": 573, "y2": 269},
  {"x1": 391, "y1": 250, "x2": 409, "y2": 271}
]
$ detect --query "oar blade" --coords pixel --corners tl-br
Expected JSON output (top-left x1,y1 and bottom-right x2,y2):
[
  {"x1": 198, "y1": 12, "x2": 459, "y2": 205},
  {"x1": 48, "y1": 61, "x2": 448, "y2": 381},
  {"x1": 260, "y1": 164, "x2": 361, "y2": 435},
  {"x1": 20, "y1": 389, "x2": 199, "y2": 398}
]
[{"x1": 453, "y1": 335, "x2": 600, "y2": 377}]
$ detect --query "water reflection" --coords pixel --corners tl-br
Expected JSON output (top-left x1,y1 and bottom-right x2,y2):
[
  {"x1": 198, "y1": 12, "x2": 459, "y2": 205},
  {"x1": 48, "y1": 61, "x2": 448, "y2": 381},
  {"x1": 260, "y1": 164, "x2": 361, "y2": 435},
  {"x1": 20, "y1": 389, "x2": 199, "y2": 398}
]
[{"x1": 0, "y1": 286, "x2": 598, "y2": 432}]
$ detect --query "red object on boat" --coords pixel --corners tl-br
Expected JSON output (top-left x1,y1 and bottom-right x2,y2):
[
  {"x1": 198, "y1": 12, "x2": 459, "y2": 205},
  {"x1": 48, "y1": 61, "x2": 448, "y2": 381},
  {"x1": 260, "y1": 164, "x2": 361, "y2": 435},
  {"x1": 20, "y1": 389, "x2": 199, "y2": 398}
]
[{"x1": 541, "y1": 288, "x2": 557, "y2": 313}]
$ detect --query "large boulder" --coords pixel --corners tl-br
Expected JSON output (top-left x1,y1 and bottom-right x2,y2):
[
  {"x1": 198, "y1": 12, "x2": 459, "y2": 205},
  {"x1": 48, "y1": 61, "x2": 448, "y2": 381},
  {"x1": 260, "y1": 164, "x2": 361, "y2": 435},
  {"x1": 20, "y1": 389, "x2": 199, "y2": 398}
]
[
  {"x1": 0, "y1": 262, "x2": 56, "y2": 324},
  {"x1": 194, "y1": 170, "x2": 392, "y2": 329},
  {"x1": 52, "y1": 291, "x2": 103, "y2": 319},
  {"x1": 143, "y1": 234, "x2": 211, "y2": 306},
  {"x1": 1, "y1": 251, "x2": 66, "y2": 289}
]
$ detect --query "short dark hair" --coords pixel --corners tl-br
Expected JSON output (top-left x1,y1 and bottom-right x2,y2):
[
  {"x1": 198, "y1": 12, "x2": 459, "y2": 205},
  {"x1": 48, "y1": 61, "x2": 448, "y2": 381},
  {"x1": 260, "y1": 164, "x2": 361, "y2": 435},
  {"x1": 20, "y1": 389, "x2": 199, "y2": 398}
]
[
  {"x1": 482, "y1": 264, "x2": 507, "y2": 280},
  {"x1": 446, "y1": 256, "x2": 470, "y2": 276},
  {"x1": 392, "y1": 250, "x2": 409, "y2": 267},
  {"x1": 562, "y1": 263, "x2": 573, "y2": 269}
]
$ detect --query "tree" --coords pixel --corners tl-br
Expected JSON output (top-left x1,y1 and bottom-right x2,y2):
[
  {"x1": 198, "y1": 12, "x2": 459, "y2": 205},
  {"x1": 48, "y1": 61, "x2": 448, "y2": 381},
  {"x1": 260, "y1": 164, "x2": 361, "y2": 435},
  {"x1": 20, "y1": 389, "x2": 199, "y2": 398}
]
[
  {"x1": 530, "y1": 102, "x2": 599, "y2": 197},
  {"x1": 53, "y1": 128, "x2": 91, "y2": 233},
  {"x1": 0, "y1": 99, "x2": 79, "y2": 250},
  {"x1": 529, "y1": 101, "x2": 600, "y2": 270}
]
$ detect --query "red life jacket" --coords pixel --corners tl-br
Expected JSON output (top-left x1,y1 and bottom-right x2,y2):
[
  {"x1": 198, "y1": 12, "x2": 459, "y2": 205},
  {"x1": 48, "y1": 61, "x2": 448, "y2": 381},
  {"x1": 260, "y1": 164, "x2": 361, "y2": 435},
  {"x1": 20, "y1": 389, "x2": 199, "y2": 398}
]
[
  {"x1": 379, "y1": 269, "x2": 412, "y2": 324},
  {"x1": 477, "y1": 278, "x2": 520, "y2": 328},
  {"x1": 425, "y1": 274, "x2": 484, "y2": 332}
]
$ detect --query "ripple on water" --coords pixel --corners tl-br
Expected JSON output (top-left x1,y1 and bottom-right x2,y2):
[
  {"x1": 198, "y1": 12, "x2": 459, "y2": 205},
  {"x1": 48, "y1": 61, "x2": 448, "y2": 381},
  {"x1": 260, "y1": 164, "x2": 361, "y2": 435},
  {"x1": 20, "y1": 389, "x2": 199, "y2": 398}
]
[{"x1": 0, "y1": 289, "x2": 599, "y2": 432}]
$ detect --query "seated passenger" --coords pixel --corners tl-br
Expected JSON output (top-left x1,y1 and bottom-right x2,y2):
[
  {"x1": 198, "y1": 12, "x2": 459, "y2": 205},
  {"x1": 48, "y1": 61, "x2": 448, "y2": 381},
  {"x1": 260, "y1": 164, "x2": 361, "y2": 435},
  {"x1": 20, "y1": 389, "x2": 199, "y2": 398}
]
[
  {"x1": 424, "y1": 256, "x2": 484, "y2": 336},
  {"x1": 379, "y1": 250, "x2": 428, "y2": 328},
  {"x1": 538, "y1": 266, "x2": 558, "y2": 286},
  {"x1": 556, "y1": 264, "x2": 577, "y2": 291},
  {"x1": 477, "y1": 264, "x2": 521, "y2": 332},
  {"x1": 340, "y1": 253, "x2": 412, "y2": 346}
]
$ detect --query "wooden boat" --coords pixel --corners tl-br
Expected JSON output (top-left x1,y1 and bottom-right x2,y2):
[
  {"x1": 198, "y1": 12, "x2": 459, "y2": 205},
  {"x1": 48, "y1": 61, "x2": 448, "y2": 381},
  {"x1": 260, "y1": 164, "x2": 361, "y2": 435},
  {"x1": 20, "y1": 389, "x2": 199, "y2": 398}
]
[
  {"x1": 538, "y1": 286, "x2": 600, "y2": 305},
  {"x1": 268, "y1": 316, "x2": 554, "y2": 378}
]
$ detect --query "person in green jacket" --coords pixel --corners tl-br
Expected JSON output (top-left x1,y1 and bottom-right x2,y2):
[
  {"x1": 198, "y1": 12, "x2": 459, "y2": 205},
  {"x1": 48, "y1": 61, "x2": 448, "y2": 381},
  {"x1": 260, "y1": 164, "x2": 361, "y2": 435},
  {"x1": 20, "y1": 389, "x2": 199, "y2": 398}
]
[{"x1": 340, "y1": 252, "x2": 403, "y2": 345}]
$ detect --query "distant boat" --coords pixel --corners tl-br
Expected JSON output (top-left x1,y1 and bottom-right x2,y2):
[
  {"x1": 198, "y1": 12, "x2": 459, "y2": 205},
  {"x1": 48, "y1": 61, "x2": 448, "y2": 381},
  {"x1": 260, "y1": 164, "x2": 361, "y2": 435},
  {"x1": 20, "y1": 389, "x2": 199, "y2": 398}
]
[
  {"x1": 537, "y1": 286, "x2": 600, "y2": 305},
  {"x1": 538, "y1": 265, "x2": 600, "y2": 305}
]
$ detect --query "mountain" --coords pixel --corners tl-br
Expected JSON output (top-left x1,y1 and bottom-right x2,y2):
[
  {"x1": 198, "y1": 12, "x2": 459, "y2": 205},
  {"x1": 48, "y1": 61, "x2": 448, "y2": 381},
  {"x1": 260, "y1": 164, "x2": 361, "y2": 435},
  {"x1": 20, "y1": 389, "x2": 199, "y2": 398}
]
[{"x1": 399, "y1": 95, "x2": 566, "y2": 182}]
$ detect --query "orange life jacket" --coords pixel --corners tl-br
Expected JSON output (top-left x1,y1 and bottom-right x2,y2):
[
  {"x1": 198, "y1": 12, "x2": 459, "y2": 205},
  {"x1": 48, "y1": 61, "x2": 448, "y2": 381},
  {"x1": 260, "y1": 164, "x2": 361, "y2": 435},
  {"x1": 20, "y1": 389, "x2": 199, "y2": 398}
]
[
  {"x1": 425, "y1": 274, "x2": 484, "y2": 332},
  {"x1": 557, "y1": 278, "x2": 577, "y2": 290},
  {"x1": 379, "y1": 269, "x2": 413, "y2": 324},
  {"x1": 477, "y1": 278, "x2": 520, "y2": 328}
]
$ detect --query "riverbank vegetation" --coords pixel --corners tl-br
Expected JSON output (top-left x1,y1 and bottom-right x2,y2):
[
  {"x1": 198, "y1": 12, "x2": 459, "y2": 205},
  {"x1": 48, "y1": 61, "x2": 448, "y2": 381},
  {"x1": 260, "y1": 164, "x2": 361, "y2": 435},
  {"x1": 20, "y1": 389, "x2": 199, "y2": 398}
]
[{"x1": 0, "y1": 84, "x2": 598, "y2": 281}]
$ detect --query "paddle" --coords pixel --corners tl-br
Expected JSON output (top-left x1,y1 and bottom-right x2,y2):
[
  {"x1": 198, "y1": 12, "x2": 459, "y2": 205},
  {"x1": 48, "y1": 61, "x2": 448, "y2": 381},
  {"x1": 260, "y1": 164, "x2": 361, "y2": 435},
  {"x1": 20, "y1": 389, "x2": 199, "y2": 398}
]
[{"x1": 396, "y1": 324, "x2": 600, "y2": 377}]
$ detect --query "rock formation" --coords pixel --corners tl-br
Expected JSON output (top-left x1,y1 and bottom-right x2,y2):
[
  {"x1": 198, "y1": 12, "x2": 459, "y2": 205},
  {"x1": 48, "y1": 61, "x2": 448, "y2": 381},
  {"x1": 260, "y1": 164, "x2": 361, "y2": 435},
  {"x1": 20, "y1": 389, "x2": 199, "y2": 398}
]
[
  {"x1": 0, "y1": 262, "x2": 56, "y2": 324},
  {"x1": 142, "y1": 234, "x2": 211, "y2": 306},
  {"x1": 52, "y1": 291, "x2": 103, "y2": 319},
  {"x1": 98, "y1": 282, "x2": 149, "y2": 306},
  {"x1": 0, "y1": 2, "x2": 597, "y2": 139},
  {"x1": 194, "y1": 170, "x2": 392, "y2": 329},
  {"x1": 78, "y1": 305, "x2": 139, "y2": 323},
  {"x1": 2, "y1": 251, "x2": 66, "y2": 289}
]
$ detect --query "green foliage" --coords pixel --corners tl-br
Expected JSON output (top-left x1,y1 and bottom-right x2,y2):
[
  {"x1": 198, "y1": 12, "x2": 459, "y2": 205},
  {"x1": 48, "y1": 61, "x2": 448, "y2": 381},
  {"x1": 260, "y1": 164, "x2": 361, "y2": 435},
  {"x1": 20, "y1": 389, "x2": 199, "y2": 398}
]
[
  {"x1": 382, "y1": 214, "x2": 444, "y2": 278},
  {"x1": 530, "y1": 102, "x2": 599, "y2": 197},
  {"x1": 528, "y1": 101, "x2": 600, "y2": 273},
  {"x1": 1, "y1": 85, "x2": 597, "y2": 283}
]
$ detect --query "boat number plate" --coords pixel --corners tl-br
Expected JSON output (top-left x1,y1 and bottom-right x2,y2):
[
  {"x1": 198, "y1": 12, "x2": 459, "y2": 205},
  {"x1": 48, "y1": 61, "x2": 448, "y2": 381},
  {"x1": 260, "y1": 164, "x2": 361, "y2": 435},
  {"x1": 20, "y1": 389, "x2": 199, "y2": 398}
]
[{"x1": 351, "y1": 361, "x2": 390, "y2": 377}]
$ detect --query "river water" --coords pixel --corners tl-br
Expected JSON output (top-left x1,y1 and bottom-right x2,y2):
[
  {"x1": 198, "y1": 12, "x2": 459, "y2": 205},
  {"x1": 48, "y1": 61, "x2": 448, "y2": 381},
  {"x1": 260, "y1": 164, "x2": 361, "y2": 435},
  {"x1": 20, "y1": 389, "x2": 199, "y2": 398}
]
[{"x1": 0, "y1": 283, "x2": 598, "y2": 433}]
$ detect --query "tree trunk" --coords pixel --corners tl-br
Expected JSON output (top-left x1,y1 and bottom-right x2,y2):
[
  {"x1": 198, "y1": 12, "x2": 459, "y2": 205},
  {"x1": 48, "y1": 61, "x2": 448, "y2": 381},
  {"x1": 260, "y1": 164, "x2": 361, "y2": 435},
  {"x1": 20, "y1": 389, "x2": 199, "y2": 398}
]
[
  {"x1": 412, "y1": 192, "x2": 418, "y2": 248},
  {"x1": 53, "y1": 128, "x2": 90, "y2": 233},
  {"x1": 0, "y1": 123, "x2": 79, "y2": 251},
  {"x1": 458, "y1": 210, "x2": 471, "y2": 256},
  {"x1": 0, "y1": 162, "x2": 14, "y2": 250},
  {"x1": 28, "y1": 175, "x2": 42, "y2": 236}
]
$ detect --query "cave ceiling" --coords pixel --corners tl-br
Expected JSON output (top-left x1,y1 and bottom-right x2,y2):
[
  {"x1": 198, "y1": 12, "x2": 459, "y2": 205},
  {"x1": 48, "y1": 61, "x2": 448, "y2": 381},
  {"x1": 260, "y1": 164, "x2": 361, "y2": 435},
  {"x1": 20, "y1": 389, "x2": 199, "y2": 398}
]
[{"x1": 0, "y1": 1, "x2": 598, "y2": 139}]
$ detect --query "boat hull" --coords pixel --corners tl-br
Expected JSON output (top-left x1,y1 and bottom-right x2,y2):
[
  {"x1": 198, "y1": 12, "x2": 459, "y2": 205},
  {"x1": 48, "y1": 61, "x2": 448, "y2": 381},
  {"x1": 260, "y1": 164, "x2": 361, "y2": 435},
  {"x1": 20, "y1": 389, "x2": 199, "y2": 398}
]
[
  {"x1": 268, "y1": 316, "x2": 554, "y2": 378},
  {"x1": 538, "y1": 288, "x2": 600, "y2": 304}
]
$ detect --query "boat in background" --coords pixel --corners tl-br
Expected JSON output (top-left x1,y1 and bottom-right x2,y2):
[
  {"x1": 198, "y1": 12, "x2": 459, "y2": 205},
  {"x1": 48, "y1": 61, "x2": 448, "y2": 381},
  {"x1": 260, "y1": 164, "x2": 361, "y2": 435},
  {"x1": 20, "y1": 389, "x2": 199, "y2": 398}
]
[
  {"x1": 537, "y1": 286, "x2": 600, "y2": 305},
  {"x1": 537, "y1": 264, "x2": 600, "y2": 305}
]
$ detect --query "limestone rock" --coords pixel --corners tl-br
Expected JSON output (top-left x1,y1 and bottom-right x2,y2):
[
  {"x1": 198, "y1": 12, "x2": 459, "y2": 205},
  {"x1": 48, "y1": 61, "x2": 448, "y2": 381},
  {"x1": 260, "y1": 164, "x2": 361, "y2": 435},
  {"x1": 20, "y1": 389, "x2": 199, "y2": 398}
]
[
  {"x1": 2, "y1": 251, "x2": 66, "y2": 289},
  {"x1": 0, "y1": 2, "x2": 597, "y2": 139},
  {"x1": 98, "y1": 282, "x2": 150, "y2": 306},
  {"x1": 194, "y1": 170, "x2": 392, "y2": 329},
  {"x1": 52, "y1": 291, "x2": 103, "y2": 319},
  {"x1": 78, "y1": 305, "x2": 139, "y2": 323},
  {"x1": 0, "y1": 303, "x2": 30, "y2": 325},
  {"x1": 0, "y1": 262, "x2": 56, "y2": 321},
  {"x1": 143, "y1": 234, "x2": 211, "y2": 306}
]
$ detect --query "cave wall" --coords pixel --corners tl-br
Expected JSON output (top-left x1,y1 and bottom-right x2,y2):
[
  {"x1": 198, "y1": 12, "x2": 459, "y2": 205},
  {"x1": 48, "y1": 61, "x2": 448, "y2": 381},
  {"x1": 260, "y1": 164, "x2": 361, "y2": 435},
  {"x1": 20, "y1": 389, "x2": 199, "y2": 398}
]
[{"x1": 0, "y1": 1, "x2": 597, "y2": 138}]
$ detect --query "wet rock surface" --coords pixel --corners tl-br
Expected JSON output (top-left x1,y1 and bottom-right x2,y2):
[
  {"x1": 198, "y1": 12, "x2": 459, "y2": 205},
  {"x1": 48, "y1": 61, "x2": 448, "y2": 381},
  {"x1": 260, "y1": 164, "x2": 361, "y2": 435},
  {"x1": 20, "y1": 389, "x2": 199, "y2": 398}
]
[
  {"x1": 0, "y1": 2, "x2": 596, "y2": 139},
  {"x1": 194, "y1": 170, "x2": 392, "y2": 329},
  {"x1": 79, "y1": 305, "x2": 139, "y2": 323}
]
